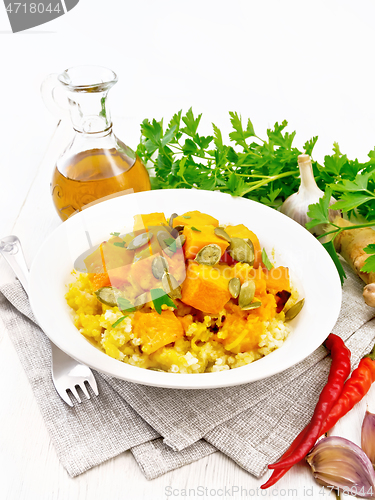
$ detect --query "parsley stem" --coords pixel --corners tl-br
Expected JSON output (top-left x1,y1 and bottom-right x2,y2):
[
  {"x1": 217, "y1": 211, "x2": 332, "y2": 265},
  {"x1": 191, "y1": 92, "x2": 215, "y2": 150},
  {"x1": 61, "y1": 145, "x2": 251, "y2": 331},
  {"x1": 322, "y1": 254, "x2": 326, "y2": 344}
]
[
  {"x1": 240, "y1": 171, "x2": 297, "y2": 195},
  {"x1": 332, "y1": 222, "x2": 375, "y2": 231},
  {"x1": 316, "y1": 221, "x2": 375, "y2": 240}
]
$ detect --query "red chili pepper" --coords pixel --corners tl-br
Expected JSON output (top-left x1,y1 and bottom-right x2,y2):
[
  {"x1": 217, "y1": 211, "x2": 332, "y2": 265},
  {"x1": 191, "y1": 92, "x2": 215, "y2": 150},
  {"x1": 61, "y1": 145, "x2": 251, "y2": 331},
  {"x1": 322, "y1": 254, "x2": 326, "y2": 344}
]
[
  {"x1": 268, "y1": 333, "x2": 351, "y2": 470},
  {"x1": 262, "y1": 341, "x2": 375, "y2": 489},
  {"x1": 319, "y1": 342, "x2": 375, "y2": 436},
  {"x1": 260, "y1": 423, "x2": 311, "y2": 489}
]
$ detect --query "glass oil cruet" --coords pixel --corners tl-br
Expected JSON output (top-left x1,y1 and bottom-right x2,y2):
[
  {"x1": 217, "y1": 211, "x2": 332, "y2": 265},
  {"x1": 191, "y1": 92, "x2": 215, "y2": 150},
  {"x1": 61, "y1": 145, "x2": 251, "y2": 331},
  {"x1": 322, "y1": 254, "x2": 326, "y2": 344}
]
[{"x1": 41, "y1": 65, "x2": 151, "y2": 221}]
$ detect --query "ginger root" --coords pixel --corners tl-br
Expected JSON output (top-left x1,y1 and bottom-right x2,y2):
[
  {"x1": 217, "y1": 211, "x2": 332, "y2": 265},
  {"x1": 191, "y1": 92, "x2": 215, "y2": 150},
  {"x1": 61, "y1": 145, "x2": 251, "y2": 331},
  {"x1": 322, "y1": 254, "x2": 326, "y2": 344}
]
[{"x1": 333, "y1": 216, "x2": 375, "y2": 307}]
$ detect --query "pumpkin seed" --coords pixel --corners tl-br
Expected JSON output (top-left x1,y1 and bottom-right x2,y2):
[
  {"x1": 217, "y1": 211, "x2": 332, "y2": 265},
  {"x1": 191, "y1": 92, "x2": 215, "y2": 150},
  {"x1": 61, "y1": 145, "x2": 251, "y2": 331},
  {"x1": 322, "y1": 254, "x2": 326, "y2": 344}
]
[
  {"x1": 241, "y1": 300, "x2": 262, "y2": 311},
  {"x1": 214, "y1": 227, "x2": 232, "y2": 243},
  {"x1": 127, "y1": 232, "x2": 152, "y2": 250},
  {"x1": 157, "y1": 230, "x2": 173, "y2": 248},
  {"x1": 174, "y1": 225, "x2": 185, "y2": 233},
  {"x1": 95, "y1": 287, "x2": 122, "y2": 307},
  {"x1": 157, "y1": 230, "x2": 175, "y2": 257},
  {"x1": 160, "y1": 223, "x2": 174, "y2": 233},
  {"x1": 134, "y1": 292, "x2": 149, "y2": 310},
  {"x1": 238, "y1": 281, "x2": 256, "y2": 309},
  {"x1": 195, "y1": 244, "x2": 222, "y2": 266},
  {"x1": 228, "y1": 277, "x2": 241, "y2": 298},
  {"x1": 170, "y1": 228, "x2": 179, "y2": 238},
  {"x1": 175, "y1": 234, "x2": 186, "y2": 248},
  {"x1": 227, "y1": 237, "x2": 254, "y2": 265},
  {"x1": 285, "y1": 299, "x2": 305, "y2": 321},
  {"x1": 161, "y1": 272, "x2": 182, "y2": 299},
  {"x1": 169, "y1": 213, "x2": 178, "y2": 228},
  {"x1": 152, "y1": 255, "x2": 169, "y2": 279}
]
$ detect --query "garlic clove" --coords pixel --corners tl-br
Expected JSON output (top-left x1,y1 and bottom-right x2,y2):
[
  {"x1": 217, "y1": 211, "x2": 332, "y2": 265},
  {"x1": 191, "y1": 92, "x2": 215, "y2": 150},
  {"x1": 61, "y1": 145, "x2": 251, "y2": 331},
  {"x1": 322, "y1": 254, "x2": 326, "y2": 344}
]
[
  {"x1": 306, "y1": 436, "x2": 375, "y2": 498},
  {"x1": 362, "y1": 410, "x2": 375, "y2": 467},
  {"x1": 280, "y1": 155, "x2": 341, "y2": 234}
]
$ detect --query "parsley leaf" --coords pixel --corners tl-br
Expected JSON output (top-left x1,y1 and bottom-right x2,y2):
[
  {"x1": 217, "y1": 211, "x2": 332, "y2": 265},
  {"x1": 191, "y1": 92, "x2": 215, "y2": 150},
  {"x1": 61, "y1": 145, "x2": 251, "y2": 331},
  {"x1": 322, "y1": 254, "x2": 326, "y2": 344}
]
[
  {"x1": 110, "y1": 232, "x2": 120, "y2": 237},
  {"x1": 304, "y1": 136, "x2": 318, "y2": 156},
  {"x1": 330, "y1": 171, "x2": 373, "y2": 193},
  {"x1": 113, "y1": 241, "x2": 126, "y2": 248},
  {"x1": 212, "y1": 123, "x2": 223, "y2": 149},
  {"x1": 229, "y1": 112, "x2": 255, "y2": 149},
  {"x1": 262, "y1": 249, "x2": 273, "y2": 270},
  {"x1": 330, "y1": 193, "x2": 374, "y2": 212},
  {"x1": 112, "y1": 316, "x2": 128, "y2": 328},
  {"x1": 361, "y1": 244, "x2": 375, "y2": 273},
  {"x1": 150, "y1": 288, "x2": 177, "y2": 315},
  {"x1": 191, "y1": 227, "x2": 201, "y2": 232},
  {"x1": 306, "y1": 189, "x2": 332, "y2": 229},
  {"x1": 181, "y1": 108, "x2": 202, "y2": 137},
  {"x1": 163, "y1": 237, "x2": 177, "y2": 253},
  {"x1": 117, "y1": 297, "x2": 136, "y2": 313}
]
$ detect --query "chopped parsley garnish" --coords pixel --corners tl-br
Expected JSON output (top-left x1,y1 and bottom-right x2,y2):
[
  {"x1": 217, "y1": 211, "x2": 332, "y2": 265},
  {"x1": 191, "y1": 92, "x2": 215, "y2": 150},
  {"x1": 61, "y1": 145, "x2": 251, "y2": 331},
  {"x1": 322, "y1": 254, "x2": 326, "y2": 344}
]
[
  {"x1": 150, "y1": 288, "x2": 177, "y2": 315},
  {"x1": 112, "y1": 316, "x2": 128, "y2": 328},
  {"x1": 261, "y1": 249, "x2": 273, "y2": 271},
  {"x1": 164, "y1": 237, "x2": 177, "y2": 253},
  {"x1": 117, "y1": 297, "x2": 136, "y2": 313}
]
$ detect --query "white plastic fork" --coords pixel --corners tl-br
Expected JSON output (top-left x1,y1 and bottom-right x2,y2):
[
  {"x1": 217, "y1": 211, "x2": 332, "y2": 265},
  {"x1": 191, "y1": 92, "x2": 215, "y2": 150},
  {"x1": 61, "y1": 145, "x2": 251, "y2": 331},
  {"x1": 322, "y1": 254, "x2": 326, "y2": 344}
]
[{"x1": 0, "y1": 235, "x2": 99, "y2": 407}]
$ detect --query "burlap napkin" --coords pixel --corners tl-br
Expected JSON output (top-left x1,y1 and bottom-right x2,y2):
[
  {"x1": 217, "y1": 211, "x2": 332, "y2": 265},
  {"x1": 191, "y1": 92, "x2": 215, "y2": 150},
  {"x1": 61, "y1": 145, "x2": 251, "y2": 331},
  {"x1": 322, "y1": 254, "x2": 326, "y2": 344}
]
[{"x1": 1, "y1": 263, "x2": 374, "y2": 480}]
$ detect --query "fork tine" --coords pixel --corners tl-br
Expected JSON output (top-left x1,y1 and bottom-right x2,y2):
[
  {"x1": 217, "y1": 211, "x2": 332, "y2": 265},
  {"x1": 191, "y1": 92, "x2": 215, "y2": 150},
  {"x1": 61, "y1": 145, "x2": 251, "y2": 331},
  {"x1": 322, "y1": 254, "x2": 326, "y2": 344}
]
[
  {"x1": 79, "y1": 382, "x2": 90, "y2": 400},
  {"x1": 87, "y1": 375, "x2": 99, "y2": 396},
  {"x1": 69, "y1": 385, "x2": 82, "y2": 404},
  {"x1": 55, "y1": 387, "x2": 74, "y2": 407}
]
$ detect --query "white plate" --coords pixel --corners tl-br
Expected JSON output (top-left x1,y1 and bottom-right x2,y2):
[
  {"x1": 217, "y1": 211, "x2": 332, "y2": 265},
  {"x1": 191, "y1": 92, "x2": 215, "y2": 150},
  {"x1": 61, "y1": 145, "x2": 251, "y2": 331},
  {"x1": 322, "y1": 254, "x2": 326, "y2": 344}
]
[{"x1": 29, "y1": 189, "x2": 342, "y2": 389}]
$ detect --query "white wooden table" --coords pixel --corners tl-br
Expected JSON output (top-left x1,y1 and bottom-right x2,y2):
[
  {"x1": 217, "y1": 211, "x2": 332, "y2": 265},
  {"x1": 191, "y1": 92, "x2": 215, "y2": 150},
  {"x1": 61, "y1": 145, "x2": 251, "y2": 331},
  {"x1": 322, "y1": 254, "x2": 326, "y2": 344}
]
[{"x1": 1, "y1": 118, "x2": 374, "y2": 500}]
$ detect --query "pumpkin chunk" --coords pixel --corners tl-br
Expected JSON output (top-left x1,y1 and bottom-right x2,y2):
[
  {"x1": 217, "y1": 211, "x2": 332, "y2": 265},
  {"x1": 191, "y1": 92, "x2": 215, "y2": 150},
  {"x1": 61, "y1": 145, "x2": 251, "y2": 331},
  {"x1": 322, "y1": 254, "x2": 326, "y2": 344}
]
[
  {"x1": 265, "y1": 266, "x2": 291, "y2": 295},
  {"x1": 225, "y1": 224, "x2": 262, "y2": 268},
  {"x1": 89, "y1": 272, "x2": 111, "y2": 291},
  {"x1": 173, "y1": 211, "x2": 219, "y2": 228},
  {"x1": 218, "y1": 293, "x2": 277, "y2": 353},
  {"x1": 181, "y1": 261, "x2": 231, "y2": 314},
  {"x1": 133, "y1": 212, "x2": 168, "y2": 230},
  {"x1": 133, "y1": 310, "x2": 184, "y2": 354},
  {"x1": 84, "y1": 236, "x2": 133, "y2": 273},
  {"x1": 183, "y1": 225, "x2": 229, "y2": 260}
]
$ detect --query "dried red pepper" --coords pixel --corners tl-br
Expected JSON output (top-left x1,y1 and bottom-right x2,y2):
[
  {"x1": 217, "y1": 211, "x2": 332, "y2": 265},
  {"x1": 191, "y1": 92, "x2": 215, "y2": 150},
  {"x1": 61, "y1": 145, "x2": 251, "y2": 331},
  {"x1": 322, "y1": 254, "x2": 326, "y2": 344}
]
[{"x1": 268, "y1": 333, "x2": 351, "y2": 471}]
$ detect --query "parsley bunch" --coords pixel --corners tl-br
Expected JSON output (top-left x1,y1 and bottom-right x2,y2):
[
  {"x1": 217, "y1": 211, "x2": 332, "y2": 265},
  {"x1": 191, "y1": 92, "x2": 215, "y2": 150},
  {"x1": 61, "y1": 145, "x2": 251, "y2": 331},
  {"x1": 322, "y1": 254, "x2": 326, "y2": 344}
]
[
  {"x1": 136, "y1": 108, "x2": 306, "y2": 208},
  {"x1": 136, "y1": 108, "x2": 375, "y2": 281}
]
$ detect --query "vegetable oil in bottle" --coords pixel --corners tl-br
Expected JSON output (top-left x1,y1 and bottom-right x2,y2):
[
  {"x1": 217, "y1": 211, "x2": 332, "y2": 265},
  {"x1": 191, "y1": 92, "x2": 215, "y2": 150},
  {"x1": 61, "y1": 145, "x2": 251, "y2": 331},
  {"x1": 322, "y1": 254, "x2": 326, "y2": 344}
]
[
  {"x1": 52, "y1": 147, "x2": 150, "y2": 221},
  {"x1": 42, "y1": 65, "x2": 151, "y2": 221}
]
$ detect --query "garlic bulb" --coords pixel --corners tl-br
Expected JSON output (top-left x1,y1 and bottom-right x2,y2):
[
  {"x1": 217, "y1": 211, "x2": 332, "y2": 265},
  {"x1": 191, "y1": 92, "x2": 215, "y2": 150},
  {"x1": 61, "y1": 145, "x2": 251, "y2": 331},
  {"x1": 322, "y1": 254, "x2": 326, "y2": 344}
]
[
  {"x1": 280, "y1": 155, "x2": 341, "y2": 235},
  {"x1": 306, "y1": 436, "x2": 375, "y2": 498},
  {"x1": 362, "y1": 410, "x2": 375, "y2": 467}
]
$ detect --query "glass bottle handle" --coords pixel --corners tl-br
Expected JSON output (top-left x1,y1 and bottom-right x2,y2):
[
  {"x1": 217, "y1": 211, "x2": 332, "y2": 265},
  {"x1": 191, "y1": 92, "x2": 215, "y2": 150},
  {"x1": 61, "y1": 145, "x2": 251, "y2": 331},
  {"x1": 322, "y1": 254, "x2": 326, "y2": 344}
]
[{"x1": 40, "y1": 73, "x2": 70, "y2": 120}]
